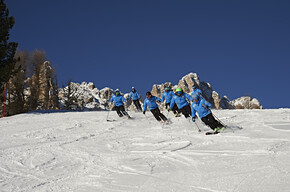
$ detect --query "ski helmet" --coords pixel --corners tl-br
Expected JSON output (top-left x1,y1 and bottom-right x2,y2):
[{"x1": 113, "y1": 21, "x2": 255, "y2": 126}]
[
  {"x1": 115, "y1": 89, "x2": 120, "y2": 95},
  {"x1": 146, "y1": 91, "x2": 152, "y2": 98},
  {"x1": 176, "y1": 87, "x2": 182, "y2": 96}
]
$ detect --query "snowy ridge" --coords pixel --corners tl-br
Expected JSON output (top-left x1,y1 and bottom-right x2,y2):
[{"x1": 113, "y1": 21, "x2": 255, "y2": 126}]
[{"x1": 0, "y1": 109, "x2": 290, "y2": 191}]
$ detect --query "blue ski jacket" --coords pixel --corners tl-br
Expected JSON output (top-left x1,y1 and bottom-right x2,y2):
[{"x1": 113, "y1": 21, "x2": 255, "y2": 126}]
[
  {"x1": 144, "y1": 96, "x2": 161, "y2": 111},
  {"x1": 191, "y1": 98, "x2": 212, "y2": 119},
  {"x1": 162, "y1": 91, "x2": 174, "y2": 104},
  {"x1": 170, "y1": 93, "x2": 192, "y2": 109},
  {"x1": 128, "y1": 91, "x2": 140, "y2": 101},
  {"x1": 191, "y1": 88, "x2": 202, "y2": 97},
  {"x1": 110, "y1": 94, "x2": 126, "y2": 107}
]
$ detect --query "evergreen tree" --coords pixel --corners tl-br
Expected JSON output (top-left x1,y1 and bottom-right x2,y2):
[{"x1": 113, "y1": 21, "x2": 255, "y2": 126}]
[
  {"x1": 0, "y1": 0, "x2": 18, "y2": 101},
  {"x1": 6, "y1": 51, "x2": 29, "y2": 115}
]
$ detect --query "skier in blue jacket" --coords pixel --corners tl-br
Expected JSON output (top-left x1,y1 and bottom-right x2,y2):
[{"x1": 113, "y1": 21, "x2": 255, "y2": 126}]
[
  {"x1": 191, "y1": 86, "x2": 202, "y2": 97},
  {"x1": 143, "y1": 92, "x2": 168, "y2": 123},
  {"x1": 110, "y1": 89, "x2": 131, "y2": 118},
  {"x1": 170, "y1": 87, "x2": 192, "y2": 118},
  {"x1": 128, "y1": 87, "x2": 142, "y2": 112},
  {"x1": 191, "y1": 95, "x2": 224, "y2": 132},
  {"x1": 162, "y1": 87, "x2": 179, "y2": 116}
]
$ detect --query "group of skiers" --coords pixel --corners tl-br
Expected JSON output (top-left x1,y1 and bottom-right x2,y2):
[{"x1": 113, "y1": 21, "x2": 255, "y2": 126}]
[{"x1": 109, "y1": 86, "x2": 225, "y2": 133}]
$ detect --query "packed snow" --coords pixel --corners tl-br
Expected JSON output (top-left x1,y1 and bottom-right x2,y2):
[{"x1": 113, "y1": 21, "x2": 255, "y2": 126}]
[{"x1": 1, "y1": 109, "x2": 290, "y2": 192}]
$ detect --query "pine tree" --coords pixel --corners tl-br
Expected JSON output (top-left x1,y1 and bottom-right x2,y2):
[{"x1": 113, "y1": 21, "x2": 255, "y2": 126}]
[
  {"x1": 6, "y1": 51, "x2": 29, "y2": 115},
  {"x1": 0, "y1": 0, "x2": 18, "y2": 101}
]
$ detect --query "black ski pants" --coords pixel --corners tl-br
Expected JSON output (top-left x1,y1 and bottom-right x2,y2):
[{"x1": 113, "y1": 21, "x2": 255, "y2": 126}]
[
  {"x1": 179, "y1": 105, "x2": 191, "y2": 118},
  {"x1": 150, "y1": 108, "x2": 168, "y2": 122},
  {"x1": 133, "y1": 99, "x2": 142, "y2": 111},
  {"x1": 113, "y1": 105, "x2": 128, "y2": 117},
  {"x1": 166, "y1": 102, "x2": 179, "y2": 114},
  {"x1": 201, "y1": 113, "x2": 223, "y2": 130}
]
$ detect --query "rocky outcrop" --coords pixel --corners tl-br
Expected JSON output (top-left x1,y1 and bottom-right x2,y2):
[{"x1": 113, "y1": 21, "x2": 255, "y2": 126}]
[
  {"x1": 58, "y1": 82, "x2": 113, "y2": 111},
  {"x1": 178, "y1": 73, "x2": 200, "y2": 93},
  {"x1": 58, "y1": 72, "x2": 263, "y2": 111},
  {"x1": 150, "y1": 73, "x2": 263, "y2": 109},
  {"x1": 230, "y1": 96, "x2": 263, "y2": 109}
]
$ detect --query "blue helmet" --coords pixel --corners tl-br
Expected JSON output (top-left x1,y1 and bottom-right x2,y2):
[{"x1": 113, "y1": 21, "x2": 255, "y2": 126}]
[{"x1": 115, "y1": 89, "x2": 120, "y2": 95}]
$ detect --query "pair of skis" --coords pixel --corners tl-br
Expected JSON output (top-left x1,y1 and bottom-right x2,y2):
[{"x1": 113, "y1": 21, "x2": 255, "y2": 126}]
[{"x1": 106, "y1": 109, "x2": 132, "y2": 122}]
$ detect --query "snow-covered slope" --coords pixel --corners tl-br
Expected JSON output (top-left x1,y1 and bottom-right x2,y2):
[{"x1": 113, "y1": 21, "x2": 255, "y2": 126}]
[{"x1": 1, "y1": 109, "x2": 290, "y2": 191}]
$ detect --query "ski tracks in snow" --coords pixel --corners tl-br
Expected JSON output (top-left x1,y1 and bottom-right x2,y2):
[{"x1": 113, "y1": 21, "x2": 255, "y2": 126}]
[{"x1": 1, "y1": 110, "x2": 290, "y2": 191}]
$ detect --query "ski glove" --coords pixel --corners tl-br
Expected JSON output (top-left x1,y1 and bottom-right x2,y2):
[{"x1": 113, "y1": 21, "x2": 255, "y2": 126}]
[{"x1": 192, "y1": 116, "x2": 196, "y2": 122}]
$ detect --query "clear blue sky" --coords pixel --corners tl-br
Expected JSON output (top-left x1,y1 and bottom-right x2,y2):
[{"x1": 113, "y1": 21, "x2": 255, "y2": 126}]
[{"x1": 7, "y1": 0, "x2": 290, "y2": 108}]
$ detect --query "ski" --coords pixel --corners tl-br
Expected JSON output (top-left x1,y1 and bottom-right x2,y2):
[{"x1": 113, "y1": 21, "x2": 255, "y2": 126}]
[
  {"x1": 127, "y1": 116, "x2": 134, "y2": 120},
  {"x1": 161, "y1": 120, "x2": 170, "y2": 128},
  {"x1": 106, "y1": 119, "x2": 116, "y2": 122},
  {"x1": 205, "y1": 131, "x2": 219, "y2": 135}
]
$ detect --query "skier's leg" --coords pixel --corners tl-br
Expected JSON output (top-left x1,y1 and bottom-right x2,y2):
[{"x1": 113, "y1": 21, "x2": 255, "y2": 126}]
[
  {"x1": 172, "y1": 103, "x2": 178, "y2": 114},
  {"x1": 150, "y1": 108, "x2": 162, "y2": 121},
  {"x1": 120, "y1": 105, "x2": 129, "y2": 116},
  {"x1": 184, "y1": 105, "x2": 192, "y2": 117},
  {"x1": 115, "y1": 106, "x2": 123, "y2": 117},
  {"x1": 207, "y1": 113, "x2": 223, "y2": 128},
  {"x1": 180, "y1": 105, "x2": 191, "y2": 118},
  {"x1": 133, "y1": 100, "x2": 138, "y2": 110},
  {"x1": 136, "y1": 99, "x2": 142, "y2": 111},
  {"x1": 165, "y1": 103, "x2": 170, "y2": 110},
  {"x1": 156, "y1": 108, "x2": 168, "y2": 121},
  {"x1": 201, "y1": 115, "x2": 215, "y2": 130}
]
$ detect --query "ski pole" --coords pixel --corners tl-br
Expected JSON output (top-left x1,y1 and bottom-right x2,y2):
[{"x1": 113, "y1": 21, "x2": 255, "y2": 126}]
[
  {"x1": 211, "y1": 111, "x2": 226, "y2": 127},
  {"x1": 194, "y1": 121, "x2": 201, "y2": 132},
  {"x1": 106, "y1": 108, "x2": 110, "y2": 121},
  {"x1": 144, "y1": 113, "x2": 150, "y2": 124},
  {"x1": 211, "y1": 111, "x2": 235, "y2": 133}
]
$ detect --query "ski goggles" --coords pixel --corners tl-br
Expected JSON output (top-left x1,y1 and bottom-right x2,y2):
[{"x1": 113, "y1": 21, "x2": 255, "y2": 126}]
[
  {"x1": 176, "y1": 91, "x2": 182, "y2": 95},
  {"x1": 146, "y1": 94, "x2": 151, "y2": 98}
]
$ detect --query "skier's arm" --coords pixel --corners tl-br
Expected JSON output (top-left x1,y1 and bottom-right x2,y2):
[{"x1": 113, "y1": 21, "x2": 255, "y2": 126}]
[
  {"x1": 161, "y1": 93, "x2": 165, "y2": 102},
  {"x1": 185, "y1": 93, "x2": 193, "y2": 101},
  {"x1": 169, "y1": 97, "x2": 175, "y2": 109},
  {"x1": 156, "y1": 97, "x2": 162, "y2": 103},
  {"x1": 197, "y1": 89, "x2": 202, "y2": 95},
  {"x1": 205, "y1": 100, "x2": 212, "y2": 109},
  {"x1": 128, "y1": 93, "x2": 132, "y2": 100},
  {"x1": 110, "y1": 96, "x2": 114, "y2": 103},
  {"x1": 201, "y1": 101, "x2": 212, "y2": 111},
  {"x1": 143, "y1": 100, "x2": 148, "y2": 112},
  {"x1": 191, "y1": 105, "x2": 197, "y2": 118},
  {"x1": 122, "y1": 96, "x2": 126, "y2": 103}
]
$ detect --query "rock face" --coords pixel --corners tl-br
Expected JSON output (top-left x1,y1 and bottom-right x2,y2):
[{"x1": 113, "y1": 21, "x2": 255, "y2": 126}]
[
  {"x1": 230, "y1": 96, "x2": 263, "y2": 109},
  {"x1": 58, "y1": 72, "x2": 263, "y2": 111},
  {"x1": 150, "y1": 73, "x2": 263, "y2": 109},
  {"x1": 58, "y1": 82, "x2": 114, "y2": 111}
]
